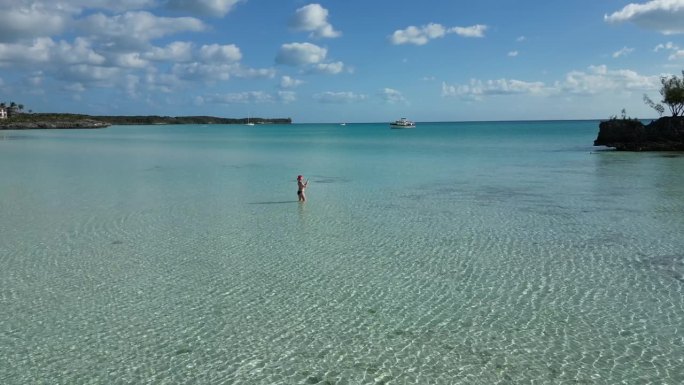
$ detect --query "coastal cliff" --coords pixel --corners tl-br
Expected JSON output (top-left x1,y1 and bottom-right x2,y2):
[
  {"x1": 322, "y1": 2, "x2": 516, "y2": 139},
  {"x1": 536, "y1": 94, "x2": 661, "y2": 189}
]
[{"x1": 594, "y1": 116, "x2": 684, "y2": 151}]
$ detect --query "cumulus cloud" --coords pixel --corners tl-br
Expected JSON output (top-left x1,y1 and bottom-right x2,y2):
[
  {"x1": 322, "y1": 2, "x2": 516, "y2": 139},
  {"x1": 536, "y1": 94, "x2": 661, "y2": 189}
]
[
  {"x1": 379, "y1": 88, "x2": 406, "y2": 103},
  {"x1": 605, "y1": 0, "x2": 684, "y2": 35},
  {"x1": 277, "y1": 90, "x2": 297, "y2": 103},
  {"x1": 449, "y1": 24, "x2": 488, "y2": 38},
  {"x1": 199, "y1": 44, "x2": 242, "y2": 63},
  {"x1": 0, "y1": 37, "x2": 104, "y2": 66},
  {"x1": 166, "y1": 0, "x2": 244, "y2": 17},
  {"x1": 313, "y1": 91, "x2": 367, "y2": 103},
  {"x1": 442, "y1": 65, "x2": 661, "y2": 100},
  {"x1": 508, "y1": 51, "x2": 519, "y2": 57},
  {"x1": 276, "y1": 42, "x2": 327, "y2": 66},
  {"x1": 145, "y1": 41, "x2": 194, "y2": 62},
  {"x1": 290, "y1": 3, "x2": 341, "y2": 38},
  {"x1": 390, "y1": 23, "x2": 487, "y2": 45},
  {"x1": 558, "y1": 65, "x2": 661, "y2": 94},
  {"x1": 172, "y1": 61, "x2": 274, "y2": 82},
  {"x1": 61, "y1": 64, "x2": 122, "y2": 84},
  {"x1": 280, "y1": 75, "x2": 303, "y2": 88},
  {"x1": 0, "y1": 4, "x2": 68, "y2": 42},
  {"x1": 442, "y1": 79, "x2": 546, "y2": 99},
  {"x1": 203, "y1": 91, "x2": 274, "y2": 104},
  {"x1": 390, "y1": 23, "x2": 447, "y2": 45},
  {"x1": 310, "y1": 61, "x2": 346, "y2": 74},
  {"x1": 80, "y1": 11, "x2": 206, "y2": 49}
]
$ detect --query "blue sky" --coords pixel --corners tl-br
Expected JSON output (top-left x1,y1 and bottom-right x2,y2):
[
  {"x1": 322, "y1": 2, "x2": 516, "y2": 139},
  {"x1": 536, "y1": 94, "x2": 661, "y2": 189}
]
[{"x1": 1, "y1": 0, "x2": 683, "y2": 123}]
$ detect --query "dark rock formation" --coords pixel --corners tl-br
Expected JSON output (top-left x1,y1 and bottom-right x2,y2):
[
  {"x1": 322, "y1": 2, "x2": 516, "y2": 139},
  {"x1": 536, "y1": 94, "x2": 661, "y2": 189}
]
[{"x1": 594, "y1": 116, "x2": 684, "y2": 151}]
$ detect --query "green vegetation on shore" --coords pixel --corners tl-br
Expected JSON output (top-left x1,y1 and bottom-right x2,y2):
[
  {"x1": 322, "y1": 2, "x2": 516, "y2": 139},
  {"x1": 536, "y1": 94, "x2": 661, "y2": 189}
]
[{"x1": 0, "y1": 111, "x2": 292, "y2": 130}]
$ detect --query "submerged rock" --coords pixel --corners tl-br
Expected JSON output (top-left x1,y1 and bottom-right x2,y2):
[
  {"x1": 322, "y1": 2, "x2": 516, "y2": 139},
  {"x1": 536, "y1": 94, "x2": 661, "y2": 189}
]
[{"x1": 594, "y1": 116, "x2": 684, "y2": 151}]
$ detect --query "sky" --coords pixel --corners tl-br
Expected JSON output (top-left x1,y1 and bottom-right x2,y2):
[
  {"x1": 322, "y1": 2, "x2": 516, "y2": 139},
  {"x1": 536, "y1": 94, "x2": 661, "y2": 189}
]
[{"x1": 0, "y1": 0, "x2": 683, "y2": 123}]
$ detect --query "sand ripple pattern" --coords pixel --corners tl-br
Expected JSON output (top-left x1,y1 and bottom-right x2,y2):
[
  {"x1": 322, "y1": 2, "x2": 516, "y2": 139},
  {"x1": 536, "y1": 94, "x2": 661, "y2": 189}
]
[
  {"x1": 1, "y1": 123, "x2": 684, "y2": 384},
  {"x1": 2, "y1": 186, "x2": 683, "y2": 385}
]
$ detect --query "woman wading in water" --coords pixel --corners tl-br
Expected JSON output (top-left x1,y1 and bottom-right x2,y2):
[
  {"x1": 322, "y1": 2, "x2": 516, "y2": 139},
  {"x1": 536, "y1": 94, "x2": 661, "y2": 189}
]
[{"x1": 297, "y1": 175, "x2": 308, "y2": 202}]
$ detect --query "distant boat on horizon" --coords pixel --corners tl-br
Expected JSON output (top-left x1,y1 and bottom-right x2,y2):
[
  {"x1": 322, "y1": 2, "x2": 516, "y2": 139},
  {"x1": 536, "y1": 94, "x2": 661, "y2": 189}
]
[
  {"x1": 246, "y1": 113, "x2": 255, "y2": 126},
  {"x1": 390, "y1": 117, "x2": 415, "y2": 128}
]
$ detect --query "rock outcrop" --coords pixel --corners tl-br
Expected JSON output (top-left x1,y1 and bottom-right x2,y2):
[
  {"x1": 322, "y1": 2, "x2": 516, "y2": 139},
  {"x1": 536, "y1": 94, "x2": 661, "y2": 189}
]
[{"x1": 594, "y1": 116, "x2": 684, "y2": 151}]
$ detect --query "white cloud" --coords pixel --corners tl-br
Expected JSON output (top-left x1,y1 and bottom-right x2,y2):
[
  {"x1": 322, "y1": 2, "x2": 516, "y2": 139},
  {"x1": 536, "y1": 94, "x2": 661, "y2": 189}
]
[
  {"x1": 516, "y1": 36, "x2": 526, "y2": 42},
  {"x1": 655, "y1": 41, "x2": 684, "y2": 60},
  {"x1": 449, "y1": 24, "x2": 487, "y2": 38},
  {"x1": 234, "y1": 66, "x2": 276, "y2": 79},
  {"x1": 0, "y1": 39, "x2": 50, "y2": 64},
  {"x1": 605, "y1": 0, "x2": 684, "y2": 35},
  {"x1": 203, "y1": 91, "x2": 274, "y2": 104},
  {"x1": 172, "y1": 62, "x2": 274, "y2": 82},
  {"x1": 172, "y1": 62, "x2": 233, "y2": 81},
  {"x1": 0, "y1": 5, "x2": 67, "y2": 42},
  {"x1": 145, "y1": 41, "x2": 194, "y2": 62},
  {"x1": 80, "y1": 11, "x2": 206, "y2": 49},
  {"x1": 310, "y1": 61, "x2": 346, "y2": 74},
  {"x1": 390, "y1": 23, "x2": 487, "y2": 45},
  {"x1": 508, "y1": 51, "x2": 519, "y2": 57},
  {"x1": 166, "y1": 0, "x2": 244, "y2": 17},
  {"x1": 612, "y1": 46, "x2": 635, "y2": 58},
  {"x1": 442, "y1": 79, "x2": 546, "y2": 99},
  {"x1": 53, "y1": 38, "x2": 106, "y2": 65},
  {"x1": 558, "y1": 65, "x2": 661, "y2": 94},
  {"x1": 277, "y1": 91, "x2": 297, "y2": 103},
  {"x1": 276, "y1": 42, "x2": 327, "y2": 66},
  {"x1": 61, "y1": 0, "x2": 156, "y2": 12},
  {"x1": 280, "y1": 75, "x2": 303, "y2": 88},
  {"x1": 290, "y1": 3, "x2": 341, "y2": 38},
  {"x1": 379, "y1": 88, "x2": 406, "y2": 103},
  {"x1": 61, "y1": 64, "x2": 122, "y2": 84},
  {"x1": 199, "y1": 44, "x2": 242, "y2": 63},
  {"x1": 442, "y1": 65, "x2": 661, "y2": 100},
  {"x1": 313, "y1": 91, "x2": 367, "y2": 103},
  {"x1": 655, "y1": 41, "x2": 679, "y2": 51},
  {"x1": 112, "y1": 52, "x2": 148, "y2": 68},
  {"x1": 390, "y1": 23, "x2": 446, "y2": 45}
]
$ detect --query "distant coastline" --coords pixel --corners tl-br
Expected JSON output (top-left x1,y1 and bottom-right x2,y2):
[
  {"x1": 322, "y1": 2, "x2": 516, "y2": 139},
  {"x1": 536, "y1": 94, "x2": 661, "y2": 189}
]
[{"x1": 0, "y1": 113, "x2": 292, "y2": 130}]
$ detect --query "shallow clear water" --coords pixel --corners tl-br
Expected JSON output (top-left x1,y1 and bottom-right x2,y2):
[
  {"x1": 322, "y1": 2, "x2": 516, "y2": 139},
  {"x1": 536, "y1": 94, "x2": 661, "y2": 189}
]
[{"x1": 1, "y1": 121, "x2": 683, "y2": 384}]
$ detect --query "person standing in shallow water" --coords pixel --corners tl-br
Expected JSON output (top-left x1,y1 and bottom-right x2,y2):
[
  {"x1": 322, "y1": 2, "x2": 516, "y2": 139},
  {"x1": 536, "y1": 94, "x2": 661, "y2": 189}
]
[{"x1": 297, "y1": 175, "x2": 308, "y2": 202}]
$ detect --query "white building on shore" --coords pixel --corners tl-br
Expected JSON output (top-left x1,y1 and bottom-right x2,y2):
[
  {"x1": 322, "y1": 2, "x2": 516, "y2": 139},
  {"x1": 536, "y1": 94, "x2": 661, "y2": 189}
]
[{"x1": 0, "y1": 107, "x2": 7, "y2": 119}]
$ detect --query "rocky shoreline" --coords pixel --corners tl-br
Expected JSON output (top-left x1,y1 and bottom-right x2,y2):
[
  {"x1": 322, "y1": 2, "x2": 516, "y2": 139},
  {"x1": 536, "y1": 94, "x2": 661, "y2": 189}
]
[{"x1": 594, "y1": 116, "x2": 684, "y2": 151}]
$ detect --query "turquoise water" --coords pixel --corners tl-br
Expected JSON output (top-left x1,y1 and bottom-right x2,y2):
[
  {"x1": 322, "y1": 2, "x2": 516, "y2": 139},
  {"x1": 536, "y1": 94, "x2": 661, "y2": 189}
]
[{"x1": 1, "y1": 121, "x2": 683, "y2": 384}]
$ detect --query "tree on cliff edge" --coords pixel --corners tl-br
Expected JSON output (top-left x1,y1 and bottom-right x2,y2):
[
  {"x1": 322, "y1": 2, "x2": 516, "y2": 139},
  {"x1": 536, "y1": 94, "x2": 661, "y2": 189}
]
[{"x1": 644, "y1": 70, "x2": 684, "y2": 117}]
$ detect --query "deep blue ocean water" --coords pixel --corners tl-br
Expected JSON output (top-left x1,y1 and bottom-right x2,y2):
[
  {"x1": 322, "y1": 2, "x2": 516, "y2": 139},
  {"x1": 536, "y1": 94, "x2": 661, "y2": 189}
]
[{"x1": 1, "y1": 121, "x2": 683, "y2": 384}]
